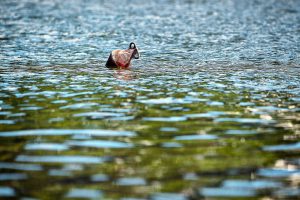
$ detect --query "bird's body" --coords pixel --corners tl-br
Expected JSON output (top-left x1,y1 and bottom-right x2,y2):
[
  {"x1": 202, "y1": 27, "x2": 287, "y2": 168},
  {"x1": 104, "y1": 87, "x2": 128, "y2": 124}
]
[{"x1": 106, "y1": 42, "x2": 140, "y2": 69}]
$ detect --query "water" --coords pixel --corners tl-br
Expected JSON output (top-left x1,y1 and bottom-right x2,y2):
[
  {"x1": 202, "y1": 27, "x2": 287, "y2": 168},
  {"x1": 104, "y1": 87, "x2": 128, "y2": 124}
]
[{"x1": 0, "y1": 0, "x2": 300, "y2": 199}]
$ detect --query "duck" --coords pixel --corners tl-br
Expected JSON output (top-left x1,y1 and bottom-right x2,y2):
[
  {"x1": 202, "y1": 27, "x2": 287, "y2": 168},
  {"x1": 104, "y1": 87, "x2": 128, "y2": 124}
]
[{"x1": 106, "y1": 42, "x2": 140, "y2": 68}]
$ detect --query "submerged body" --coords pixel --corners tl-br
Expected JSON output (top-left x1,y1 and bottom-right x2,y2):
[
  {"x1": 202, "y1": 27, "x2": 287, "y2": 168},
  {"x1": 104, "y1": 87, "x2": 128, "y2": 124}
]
[{"x1": 106, "y1": 42, "x2": 140, "y2": 68}]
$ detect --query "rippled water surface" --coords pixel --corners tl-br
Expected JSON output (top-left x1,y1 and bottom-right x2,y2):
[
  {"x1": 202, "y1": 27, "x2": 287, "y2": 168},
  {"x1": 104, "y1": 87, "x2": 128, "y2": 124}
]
[{"x1": 1, "y1": 0, "x2": 300, "y2": 199}]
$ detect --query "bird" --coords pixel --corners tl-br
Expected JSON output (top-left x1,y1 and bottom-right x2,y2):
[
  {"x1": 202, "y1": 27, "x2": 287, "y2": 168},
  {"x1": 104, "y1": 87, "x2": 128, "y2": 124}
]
[{"x1": 106, "y1": 42, "x2": 140, "y2": 68}]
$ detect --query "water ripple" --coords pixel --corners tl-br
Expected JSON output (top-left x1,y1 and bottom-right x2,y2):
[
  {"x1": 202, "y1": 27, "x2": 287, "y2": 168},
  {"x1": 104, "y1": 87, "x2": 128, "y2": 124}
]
[
  {"x1": 174, "y1": 134, "x2": 218, "y2": 141},
  {"x1": 0, "y1": 187, "x2": 15, "y2": 197},
  {"x1": 67, "y1": 140, "x2": 134, "y2": 149},
  {"x1": 16, "y1": 155, "x2": 108, "y2": 164},
  {"x1": 66, "y1": 188, "x2": 103, "y2": 199},
  {"x1": 263, "y1": 142, "x2": 300, "y2": 151},
  {"x1": 25, "y1": 143, "x2": 69, "y2": 151},
  {"x1": 0, "y1": 129, "x2": 136, "y2": 137},
  {"x1": 0, "y1": 162, "x2": 43, "y2": 171}
]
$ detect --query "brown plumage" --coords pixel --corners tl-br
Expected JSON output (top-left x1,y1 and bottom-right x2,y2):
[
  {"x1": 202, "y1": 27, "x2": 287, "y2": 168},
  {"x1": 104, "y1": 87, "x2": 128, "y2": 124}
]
[{"x1": 106, "y1": 42, "x2": 140, "y2": 68}]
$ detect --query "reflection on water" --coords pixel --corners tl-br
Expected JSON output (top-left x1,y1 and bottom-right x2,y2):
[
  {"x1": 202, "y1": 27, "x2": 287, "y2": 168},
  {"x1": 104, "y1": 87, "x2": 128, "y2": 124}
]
[
  {"x1": 0, "y1": 129, "x2": 136, "y2": 137},
  {"x1": 174, "y1": 134, "x2": 218, "y2": 140},
  {"x1": 113, "y1": 70, "x2": 137, "y2": 81},
  {"x1": 116, "y1": 177, "x2": 147, "y2": 186},
  {"x1": 0, "y1": 0, "x2": 300, "y2": 199},
  {"x1": 0, "y1": 187, "x2": 16, "y2": 197},
  {"x1": 16, "y1": 155, "x2": 109, "y2": 164},
  {"x1": 67, "y1": 140, "x2": 134, "y2": 148},
  {"x1": 0, "y1": 162, "x2": 43, "y2": 171},
  {"x1": 263, "y1": 142, "x2": 300, "y2": 151},
  {"x1": 25, "y1": 143, "x2": 69, "y2": 151},
  {"x1": 66, "y1": 188, "x2": 103, "y2": 199},
  {"x1": 1, "y1": 64, "x2": 299, "y2": 199}
]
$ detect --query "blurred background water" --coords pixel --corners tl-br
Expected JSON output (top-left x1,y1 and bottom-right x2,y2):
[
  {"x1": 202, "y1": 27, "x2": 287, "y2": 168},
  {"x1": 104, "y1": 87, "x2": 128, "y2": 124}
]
[
  {"x1": 0, "y1": 0, "x2": 300, "y2": 199},
  {"x1": 1, "y1": 0, "x2": 299, "y2": 67}
]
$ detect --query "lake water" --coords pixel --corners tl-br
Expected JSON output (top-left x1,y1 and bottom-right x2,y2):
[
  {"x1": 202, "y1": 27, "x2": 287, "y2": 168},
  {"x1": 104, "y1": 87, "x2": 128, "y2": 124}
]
[{"x1": 0, "y1": 0, "x2": 300, "y2": 199}]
